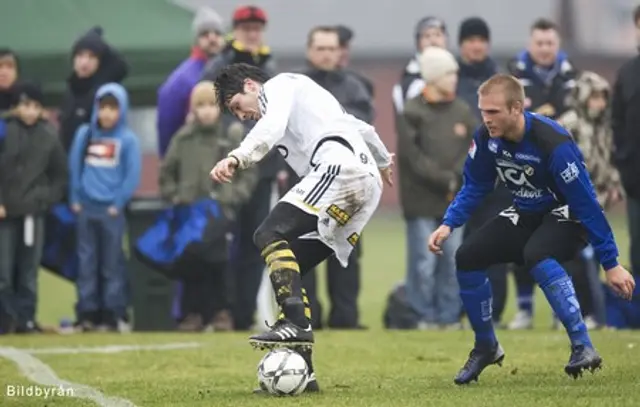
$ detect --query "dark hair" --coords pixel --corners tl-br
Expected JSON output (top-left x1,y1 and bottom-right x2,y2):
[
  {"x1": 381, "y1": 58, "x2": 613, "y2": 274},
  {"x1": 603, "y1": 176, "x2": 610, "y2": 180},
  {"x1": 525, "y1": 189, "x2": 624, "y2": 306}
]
[
  {"x1": 634, "y1": 5, "x2": 640, "y2": 25},
  {"x1": 530, "y1": 18, "x2": 558, "y2": 32},
  {"x1": 213, "y1": 63, "x2": 271, "y2": 110},
  {"x1": 307, "y1": 26, "x2": 339, "y2": 47},
  {"x1": 98, "y1": 94, "x2": 119, "y2": 108}
]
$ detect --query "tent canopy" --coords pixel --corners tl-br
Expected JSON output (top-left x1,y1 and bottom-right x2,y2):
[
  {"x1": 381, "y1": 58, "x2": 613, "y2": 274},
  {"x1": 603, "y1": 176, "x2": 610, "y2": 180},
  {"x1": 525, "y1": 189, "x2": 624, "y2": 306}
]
[{"x1": 0, "y1": 0, "x2": 196, "y2": 106}]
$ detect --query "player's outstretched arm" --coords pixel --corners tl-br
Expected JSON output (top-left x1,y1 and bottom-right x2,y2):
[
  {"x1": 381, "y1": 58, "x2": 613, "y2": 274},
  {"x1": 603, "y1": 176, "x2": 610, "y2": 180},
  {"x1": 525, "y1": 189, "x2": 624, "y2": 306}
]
[
  {"x1": 359, "y1": 125, "x2": 393, "y2": 169},
  {"x1": 549, "y1": 142, "x2": 635, "y2": 299}
]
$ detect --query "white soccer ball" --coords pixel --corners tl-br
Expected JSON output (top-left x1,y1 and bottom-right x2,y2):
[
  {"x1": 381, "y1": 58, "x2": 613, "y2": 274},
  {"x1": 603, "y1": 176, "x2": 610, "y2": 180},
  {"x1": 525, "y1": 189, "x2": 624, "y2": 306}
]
[{"x1": 257, "y1": 348, "x2": 309, "y2": 396}]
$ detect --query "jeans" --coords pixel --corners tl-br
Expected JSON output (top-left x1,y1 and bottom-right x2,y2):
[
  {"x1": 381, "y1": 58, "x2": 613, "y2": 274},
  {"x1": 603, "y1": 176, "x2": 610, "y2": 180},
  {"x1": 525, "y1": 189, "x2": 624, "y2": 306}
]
[
  {"x1": 0, "y1": 216, "x2": 44, "y2": 328},
  {"x1": 76, "y1": 207, "x2": 127, "y2": 319},
  {"x1": 405, "y1": 217, "x2": 462, "y2": 324},
  {"x1": 628, "y1": 198, "x2": 640, "y2": 275}
]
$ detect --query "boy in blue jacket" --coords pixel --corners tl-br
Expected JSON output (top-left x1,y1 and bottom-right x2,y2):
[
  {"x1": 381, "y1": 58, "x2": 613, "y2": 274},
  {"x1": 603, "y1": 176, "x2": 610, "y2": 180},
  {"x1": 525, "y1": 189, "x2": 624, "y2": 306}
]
[{"x1": 68, "y1": 83, "x2": 141, "y2": 331}]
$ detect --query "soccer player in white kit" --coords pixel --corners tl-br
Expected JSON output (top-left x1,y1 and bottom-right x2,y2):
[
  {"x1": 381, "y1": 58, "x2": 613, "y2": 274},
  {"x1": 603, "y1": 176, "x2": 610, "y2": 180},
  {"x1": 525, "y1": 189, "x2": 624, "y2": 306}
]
[{"x1": 210, "y1": 63, "x2": 393, "y2": 392}]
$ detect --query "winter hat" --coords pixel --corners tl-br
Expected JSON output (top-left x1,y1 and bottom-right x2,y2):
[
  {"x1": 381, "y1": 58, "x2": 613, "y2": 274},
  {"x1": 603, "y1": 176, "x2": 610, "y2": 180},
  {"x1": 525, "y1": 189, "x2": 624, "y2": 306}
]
[
  {"x1": 415, "y1": 16, "x2": 446, "y2": 46},
  {"x1": 232, "y1": 6, "x2": 267, "y2": 27},
  {"x1": 419, "y1": 47, "x2": 459, "y2": 82},
  {"x1": 11, "y1": 80, "x2": 43, "y2": 106},
  {"x1": 192, "y1": 7, "x2": 224, "y2": 37},
  {"x1": 190, "y1": 81, "x2": 217, "y2": 109},
  {"x1": 458, "y1": 17, "x2": 490, "y2": 44},
  {"x1": 72, "y1": 26, "x2": 108, "y2": 58}
]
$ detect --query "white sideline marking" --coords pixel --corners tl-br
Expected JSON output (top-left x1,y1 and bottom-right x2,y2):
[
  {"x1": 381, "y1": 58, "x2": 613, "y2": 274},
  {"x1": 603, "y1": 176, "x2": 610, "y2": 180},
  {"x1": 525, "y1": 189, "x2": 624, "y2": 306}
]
[
  {"x1": 24, "y1": 342, "x2": 202, "y2": 355},
  {"x1": 0, "y1": 347, "x2": 138, "y2": 406},
  {"x1": 0, "y1": 342, "x2": 202, "y2": 406}
]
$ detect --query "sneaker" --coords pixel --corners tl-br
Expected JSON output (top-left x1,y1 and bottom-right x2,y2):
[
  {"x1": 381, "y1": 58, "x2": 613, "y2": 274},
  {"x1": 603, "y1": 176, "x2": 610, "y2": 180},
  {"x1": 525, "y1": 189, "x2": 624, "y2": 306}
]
[
  {"x1": 565, "y1": 345, "x2": 602, "y2": 379},
  {"x1": 249, "y1": 319, "x2": 314, "y2": 350},
  {"x1": 454, "y1": 344, "x2": 505, "y2": 385},
  {"x1": 209, "y1": 310, "x2": 234, "y2": 332},
  {"x1": 507, "y1": 311, "x2": 533, "y2": 330},
  {"x1": 177, "y1": 314, "x2": 203, "y2": 332},
  {"x1": 583, "y1": 315, "x2": 601, "y2": 330}
]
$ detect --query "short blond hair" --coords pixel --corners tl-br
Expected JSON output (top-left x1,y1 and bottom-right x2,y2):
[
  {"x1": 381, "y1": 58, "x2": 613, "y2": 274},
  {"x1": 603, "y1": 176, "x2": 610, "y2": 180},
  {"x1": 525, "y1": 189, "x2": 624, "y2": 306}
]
[{"x1": 478, "y1": 74, "x2": 525, "y2": 109}]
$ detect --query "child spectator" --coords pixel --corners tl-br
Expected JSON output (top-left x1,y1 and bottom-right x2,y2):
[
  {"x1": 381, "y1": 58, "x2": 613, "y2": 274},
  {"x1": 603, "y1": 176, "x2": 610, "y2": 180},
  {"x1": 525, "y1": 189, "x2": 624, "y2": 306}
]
[
  {"x1": 68, "y1": 83, "x2": 141, "y2": 332},
  {"x1": 159, "y1": 81, "x2": 257, "y2": 332},
  {"x1": 0, "y1": 81, "x2": 67, "y2": 333}
]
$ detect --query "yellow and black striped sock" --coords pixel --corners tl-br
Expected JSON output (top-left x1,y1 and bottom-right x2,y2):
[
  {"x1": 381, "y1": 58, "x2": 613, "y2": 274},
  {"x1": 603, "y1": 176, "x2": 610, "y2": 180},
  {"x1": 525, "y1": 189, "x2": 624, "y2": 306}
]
[
  {"x1": 301, "y1": 288, "x2": 312, "y2": 322},
  {"x1": 261, "y1": 240, "x2": 307, "y2": 327}
]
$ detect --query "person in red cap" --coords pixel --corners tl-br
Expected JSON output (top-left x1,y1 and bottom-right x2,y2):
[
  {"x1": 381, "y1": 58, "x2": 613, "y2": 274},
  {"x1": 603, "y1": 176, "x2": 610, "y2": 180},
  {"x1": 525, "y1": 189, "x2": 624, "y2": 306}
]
[{"x1": 202, "y1": 6, "x2": 287, "y2": 336}]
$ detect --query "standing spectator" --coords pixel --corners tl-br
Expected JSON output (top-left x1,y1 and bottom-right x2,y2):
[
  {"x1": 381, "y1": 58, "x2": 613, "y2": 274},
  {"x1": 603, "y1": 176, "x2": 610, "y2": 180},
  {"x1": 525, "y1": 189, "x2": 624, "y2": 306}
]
[
  {"x1": 58, "y1": 27, "x2": 128, "y2": 153},
  {"x1": 299, "y1": 26, "x2": 374, "y2": 329},
  {"x1": 0, "y1": 49, "x2": 19, "y2": 113},
  {"x1": 335, "y1": 25, "x2": 375, "y2": 98},
  {"x1": 0, "y1": 82, "x2": 67, "y2": 333},
  {"x1": 68, "y1": 83, "x2": 141, "y2": 332},
  {"x1": 201, "y1": 5, "x2": 285, "y2": 331},
  {"x1": 612, "y1": 5, "x2": 640, "y2": 278},
  {"x1": 396, "y1": 47, "x2": 477, "y2": 329},
  {"x1": 454, "y1": 17, "x2": 510, "y2": 325},
  {"x1": 392, "y1": 16, "x2": 447, "y2": 114},
  {"x1": 157, "y1": 7, "x2": 225, "y2": 157},
  {"x1": 159, "y1": 81, "x2": 257, "y2": 332},
  {"x1": 507, "y1": 18, "x2": 576, "y2": 119},
  {"x1": 506, "y1": 18, "x2": 576, "y2": 329},
  {"x1": 558, "y1": 71, "x2": 623, "y2": 329}
]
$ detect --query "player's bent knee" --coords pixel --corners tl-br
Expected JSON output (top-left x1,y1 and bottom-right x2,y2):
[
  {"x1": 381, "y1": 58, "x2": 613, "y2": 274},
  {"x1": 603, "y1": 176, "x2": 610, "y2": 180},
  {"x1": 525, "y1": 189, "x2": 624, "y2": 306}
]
[
  {"x1": 522, "y1": 246, "x2": 552, "y2": 272},
  {"x1": 253, "y1": 224, "x2": 281, "y2": 251},
  {"x1": 455, "y1": 243, "x2": 477, "y2": 272}
]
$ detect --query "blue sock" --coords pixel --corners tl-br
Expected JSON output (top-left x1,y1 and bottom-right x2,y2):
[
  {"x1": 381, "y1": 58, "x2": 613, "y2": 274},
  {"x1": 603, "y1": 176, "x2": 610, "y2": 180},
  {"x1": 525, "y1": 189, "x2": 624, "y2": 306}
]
[
  {"x1": 531, "y1": 259, "x2": 592, "y2": 348},
  {"x1": 516, "y1": 283, "x2": 534, "y2": 314},
  {"x1": 457, "y1": 271, "x2": 497, "y2": 349}
]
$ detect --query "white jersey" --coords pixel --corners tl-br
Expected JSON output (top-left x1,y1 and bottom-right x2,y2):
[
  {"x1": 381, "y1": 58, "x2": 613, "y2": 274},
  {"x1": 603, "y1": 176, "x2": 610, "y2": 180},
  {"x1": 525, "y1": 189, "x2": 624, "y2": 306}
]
[{"x1": 228, "y1": 73, "x2": 392, "y2": 176}]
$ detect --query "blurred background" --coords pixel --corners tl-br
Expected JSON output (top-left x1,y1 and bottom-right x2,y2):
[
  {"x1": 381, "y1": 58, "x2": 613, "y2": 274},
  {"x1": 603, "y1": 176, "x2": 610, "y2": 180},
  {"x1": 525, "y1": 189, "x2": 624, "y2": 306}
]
[{"x1": 1, "y1": 0, "x2": 638, "y2": 336}]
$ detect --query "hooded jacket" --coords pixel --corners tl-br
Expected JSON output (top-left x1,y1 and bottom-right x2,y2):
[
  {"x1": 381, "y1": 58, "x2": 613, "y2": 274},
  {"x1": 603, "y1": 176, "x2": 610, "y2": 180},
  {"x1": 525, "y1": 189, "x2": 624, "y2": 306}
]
[
  {"x1": 68, "y1": 83, "x2": 141, "y2": 210},
  {"x1": 557, "y1": 71, "x2": 623, "y2": 209}
]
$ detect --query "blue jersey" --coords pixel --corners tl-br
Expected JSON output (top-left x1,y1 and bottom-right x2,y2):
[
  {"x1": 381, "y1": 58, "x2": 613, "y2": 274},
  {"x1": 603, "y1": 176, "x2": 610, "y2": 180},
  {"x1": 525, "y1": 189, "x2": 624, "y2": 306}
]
[{"x1": 443, "y1": 111, "x2": 619, "y2": 270}]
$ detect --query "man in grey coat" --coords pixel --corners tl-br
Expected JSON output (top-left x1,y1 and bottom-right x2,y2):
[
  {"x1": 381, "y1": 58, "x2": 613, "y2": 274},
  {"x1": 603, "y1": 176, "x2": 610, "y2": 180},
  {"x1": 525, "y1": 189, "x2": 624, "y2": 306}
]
[{"x1": 298, "y1": 26, "x2": 374, "y2": 329}]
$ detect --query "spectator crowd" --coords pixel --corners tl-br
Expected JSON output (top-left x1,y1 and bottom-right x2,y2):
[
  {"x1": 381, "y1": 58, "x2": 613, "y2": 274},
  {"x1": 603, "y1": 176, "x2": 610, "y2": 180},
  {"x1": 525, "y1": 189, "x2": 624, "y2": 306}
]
[{"x1": 0, "y1": 4, "x2": 639, "y2": 335}]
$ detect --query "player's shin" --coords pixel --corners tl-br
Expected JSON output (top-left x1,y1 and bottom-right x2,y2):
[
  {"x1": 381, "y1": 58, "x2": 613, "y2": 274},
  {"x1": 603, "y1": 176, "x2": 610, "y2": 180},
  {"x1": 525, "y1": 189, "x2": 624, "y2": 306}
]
[
  {"x1": 457, "y1": 270, "x2": 497, "y2": 349},
  {"x1": 261, "y1": 240, "x2": 308, "y2": 328},
  {"x1": 530, "y1": 259, "x2": 592, "y2": 348}
]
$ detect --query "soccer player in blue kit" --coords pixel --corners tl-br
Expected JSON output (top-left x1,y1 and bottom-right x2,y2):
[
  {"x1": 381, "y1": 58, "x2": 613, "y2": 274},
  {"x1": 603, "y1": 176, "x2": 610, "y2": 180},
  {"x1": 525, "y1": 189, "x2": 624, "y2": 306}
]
[{"x1": 428, "y1": 74, "x2": 636, "y2": 385}]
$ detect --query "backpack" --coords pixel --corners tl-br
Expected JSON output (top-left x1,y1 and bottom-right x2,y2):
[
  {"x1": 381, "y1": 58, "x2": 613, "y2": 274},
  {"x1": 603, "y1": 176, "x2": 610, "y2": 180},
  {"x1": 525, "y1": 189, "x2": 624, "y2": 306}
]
[
  {"x1": 133, "y1": 198, "x2": 231, "y2": 281},
  {"x1": 383, "y1": 282, "x2": 420, "y2": 330}
]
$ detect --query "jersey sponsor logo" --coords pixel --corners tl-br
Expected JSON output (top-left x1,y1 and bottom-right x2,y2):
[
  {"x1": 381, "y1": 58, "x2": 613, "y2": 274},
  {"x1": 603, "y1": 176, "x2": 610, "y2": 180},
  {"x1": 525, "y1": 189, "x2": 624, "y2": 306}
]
[
  {"x1": 515, "y1": 152, "x2": 541, "y2": 163},
  {"x1": 347, "y1": 232, "x2": 360, "y2": 247},
  {"x1": 496, "y1": 159, "x2": 543, "y2": 199},
  {"x1": 85, "y1": 139, "x2": 120, "y2": 167},
  {"x1": 468, "y1": 140, "x2": 477, "y2": 159},
  {"x1": 488, "y1": 140, "x2": 498, "y2": 153},
  {"x1": 560, "y1": 162, "x2": 580, "y2": 184},
  {"x1": 326, "y1": 204, "x2": 351, "y2": 226}
]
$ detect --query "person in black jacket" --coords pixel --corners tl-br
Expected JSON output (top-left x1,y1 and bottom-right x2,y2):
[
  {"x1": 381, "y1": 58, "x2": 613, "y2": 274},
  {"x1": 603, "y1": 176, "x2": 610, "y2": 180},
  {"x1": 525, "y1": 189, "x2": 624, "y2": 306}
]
[
  {"x1": 58, "y1": 26, "x2": 128, "y2": 153},
  {"x1": 298, "y1": 26, "x2": 374, "y2": 330},
  {"x1": 0, "y1": 82, "x2": 67, "y2": 334},
  {"x1": 612, "y1": 5, "x2": 640, "y2": 277},
  {"x1": 335, "y1": 25, "x2": 375, "y2": 99},
  {"x1": 201, "y1": 5, "x2": 286, "y2": 331}
]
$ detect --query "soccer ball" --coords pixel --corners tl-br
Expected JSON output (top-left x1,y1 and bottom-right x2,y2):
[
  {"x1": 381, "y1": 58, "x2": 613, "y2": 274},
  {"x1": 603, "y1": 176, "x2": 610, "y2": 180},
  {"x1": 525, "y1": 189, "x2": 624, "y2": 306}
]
[{"x1": 257, "y1": 348, "x2": 309, "y2": 396}]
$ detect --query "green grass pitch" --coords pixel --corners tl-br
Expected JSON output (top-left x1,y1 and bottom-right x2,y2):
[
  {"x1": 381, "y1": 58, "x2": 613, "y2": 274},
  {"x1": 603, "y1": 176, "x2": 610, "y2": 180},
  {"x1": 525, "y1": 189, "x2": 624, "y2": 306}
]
[{"x1": 1, "y1": 211, "x2": 639, "y2": 407}]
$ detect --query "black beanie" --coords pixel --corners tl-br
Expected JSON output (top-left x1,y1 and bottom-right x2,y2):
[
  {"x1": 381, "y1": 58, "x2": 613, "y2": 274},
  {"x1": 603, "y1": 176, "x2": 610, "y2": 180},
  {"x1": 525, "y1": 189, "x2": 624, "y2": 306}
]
[
  {"x1": 72, "y1": 26, "x2": 108, "y2": 58},
  {"x1": 458, "y1": 17, "x2": 490, "y2": 44},
  {"x1": 11, "y1": 80, "x2": 44, "y2": 106}
]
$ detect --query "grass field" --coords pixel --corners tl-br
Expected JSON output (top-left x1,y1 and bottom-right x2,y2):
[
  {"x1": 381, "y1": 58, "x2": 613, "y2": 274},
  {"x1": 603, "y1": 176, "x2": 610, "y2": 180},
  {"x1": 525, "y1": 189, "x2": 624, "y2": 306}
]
[{"x1": 1, "y1": 211, "x2": 639, "y2": 406}]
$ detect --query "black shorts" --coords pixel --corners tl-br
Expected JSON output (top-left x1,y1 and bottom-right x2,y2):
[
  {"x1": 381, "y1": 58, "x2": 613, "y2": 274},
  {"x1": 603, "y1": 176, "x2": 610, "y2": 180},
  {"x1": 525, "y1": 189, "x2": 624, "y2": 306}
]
[{"x1": 456, "y1": 205, "x2": 588, "y2": 272}]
